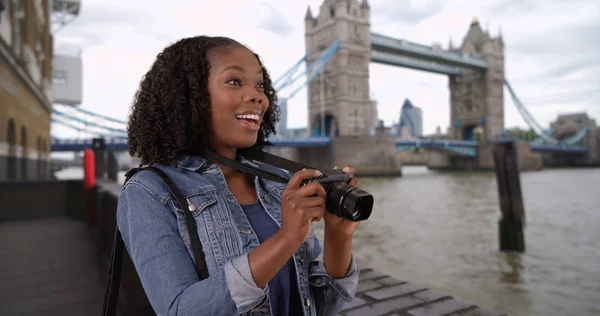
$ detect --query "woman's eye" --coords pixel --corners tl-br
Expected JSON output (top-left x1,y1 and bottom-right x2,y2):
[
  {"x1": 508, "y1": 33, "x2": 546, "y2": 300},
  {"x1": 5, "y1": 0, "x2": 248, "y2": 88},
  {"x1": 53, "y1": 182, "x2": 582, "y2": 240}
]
[
  {"x1": 226, "y1": 78, "x2": 241, "y2": 86},
  {"x1": 257, "y1": 82, "x2": 265, "y2": 89}
]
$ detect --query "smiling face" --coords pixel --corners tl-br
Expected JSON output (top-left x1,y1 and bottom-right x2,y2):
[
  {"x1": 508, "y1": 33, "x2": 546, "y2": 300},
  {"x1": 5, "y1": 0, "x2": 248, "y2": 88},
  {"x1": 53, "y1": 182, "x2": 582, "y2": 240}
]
[{"x1": 206, "y1": 45, "x2": 270, "y2": 156}]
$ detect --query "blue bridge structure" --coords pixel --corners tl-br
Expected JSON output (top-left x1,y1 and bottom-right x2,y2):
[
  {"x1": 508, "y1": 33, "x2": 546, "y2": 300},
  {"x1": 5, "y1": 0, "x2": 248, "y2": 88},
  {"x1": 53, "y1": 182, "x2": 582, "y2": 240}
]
[{"x1": 50, "y1": 1, "x2": 594, "y2": 173}]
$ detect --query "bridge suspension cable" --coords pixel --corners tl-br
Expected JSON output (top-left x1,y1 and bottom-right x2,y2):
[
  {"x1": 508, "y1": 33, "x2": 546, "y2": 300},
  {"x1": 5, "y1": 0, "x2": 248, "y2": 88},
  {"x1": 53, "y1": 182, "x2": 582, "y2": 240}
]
[
  {"x1": 56, "y1": 103, "x2": 127, "y2": 125},
  {"x1": 504, "y1": 79, "x2": 559, "y2": 144},
  {"x1": 561, "y1": 126, "x2": 589, "y2": 145},
  {"x1": 51, "y1": 117, "x2": 126, "y2": 139},
  {"x1": 274, "y1": 40, "x2": 340, "y2": 98},
  {"x1": 504, "y1": 79, "x2": 589, "y2": 146},
  {"x1": 52, "y1": 108, "x2": 127, "y2": 135}
]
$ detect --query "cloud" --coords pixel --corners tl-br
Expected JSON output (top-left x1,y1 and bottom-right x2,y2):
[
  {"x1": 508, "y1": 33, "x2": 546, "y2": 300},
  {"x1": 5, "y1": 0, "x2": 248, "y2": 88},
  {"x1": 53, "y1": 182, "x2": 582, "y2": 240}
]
[
  {"x1": 488, "y1": 1, "x2": 600, "y2": 125},
  {"x1": 54, "y1": 0, "x2": 155, "y2": 48},
  {"x1": 372, "y1": 0, "x2": 445, "y2": 26},
  {"x1": 257, "y1": 3, "x2": 295, "y2": 37}
]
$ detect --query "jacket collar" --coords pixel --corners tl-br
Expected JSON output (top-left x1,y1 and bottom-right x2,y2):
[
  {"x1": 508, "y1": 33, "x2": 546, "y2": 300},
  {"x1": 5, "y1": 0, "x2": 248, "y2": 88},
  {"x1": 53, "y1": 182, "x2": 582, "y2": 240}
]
[
  {"x1": 175, "y1": 153, "x2": 255, "y2": 172},
  {"x1": 176, "y1": 154, "x2": 208, "y2": 171},
  {"x1": 175, "y1": 153, "x2": 286, "y2": 192}
]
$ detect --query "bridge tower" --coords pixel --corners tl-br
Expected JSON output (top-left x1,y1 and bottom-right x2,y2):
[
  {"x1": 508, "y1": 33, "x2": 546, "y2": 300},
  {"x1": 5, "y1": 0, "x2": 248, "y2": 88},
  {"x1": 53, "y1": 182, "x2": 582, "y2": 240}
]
[
  {"x1": 449, "y1": 18, "x2": 505, "y2": 166},
  {"x1": 304, "y1": 0, "x2": 373, "y2": 137}
]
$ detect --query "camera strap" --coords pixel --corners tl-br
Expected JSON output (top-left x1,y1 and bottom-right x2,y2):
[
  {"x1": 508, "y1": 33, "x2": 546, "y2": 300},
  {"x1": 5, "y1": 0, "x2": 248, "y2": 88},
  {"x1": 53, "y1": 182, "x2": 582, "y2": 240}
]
[{"x1": 200, "y1": 148, "x2": 313, "y2": 184}]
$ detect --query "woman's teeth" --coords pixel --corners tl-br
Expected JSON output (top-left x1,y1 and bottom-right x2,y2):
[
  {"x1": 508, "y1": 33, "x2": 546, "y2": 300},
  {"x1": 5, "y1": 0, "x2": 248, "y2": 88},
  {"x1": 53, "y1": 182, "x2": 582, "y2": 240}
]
[{"x1": 236, "y1": 114, "x2": 260, "y2": 121}]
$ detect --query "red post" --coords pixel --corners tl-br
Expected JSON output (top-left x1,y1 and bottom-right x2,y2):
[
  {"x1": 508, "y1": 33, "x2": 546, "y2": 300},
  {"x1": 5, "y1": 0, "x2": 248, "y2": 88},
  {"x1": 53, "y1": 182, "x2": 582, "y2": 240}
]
[
  {"x1": 83, "y1": 149, "x2": 97, "y2": 226},
  {"x1": 83, "y1": 149, "x2": 95, "y2": 189}
]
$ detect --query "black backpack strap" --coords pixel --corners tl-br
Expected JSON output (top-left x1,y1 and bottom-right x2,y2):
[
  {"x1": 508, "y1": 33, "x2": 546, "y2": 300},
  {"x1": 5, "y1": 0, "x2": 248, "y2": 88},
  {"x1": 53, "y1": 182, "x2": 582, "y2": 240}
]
[
  {"x1": 101, "y1": 166, "x2": 209, "y2": 316},
  {"x1": 101, "y1": 168, "x2": 141, "y2": 316}
]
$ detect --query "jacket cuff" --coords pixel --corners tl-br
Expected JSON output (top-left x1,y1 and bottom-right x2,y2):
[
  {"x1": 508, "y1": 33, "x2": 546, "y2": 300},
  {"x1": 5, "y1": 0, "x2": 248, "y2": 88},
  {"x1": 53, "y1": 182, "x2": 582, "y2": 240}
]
[
  {"x1": 224, "y1": 254, "x2": 267, "y2": 313},
  {"x1": 309, "y1": 253, "x2": 359, "y2": 302}
]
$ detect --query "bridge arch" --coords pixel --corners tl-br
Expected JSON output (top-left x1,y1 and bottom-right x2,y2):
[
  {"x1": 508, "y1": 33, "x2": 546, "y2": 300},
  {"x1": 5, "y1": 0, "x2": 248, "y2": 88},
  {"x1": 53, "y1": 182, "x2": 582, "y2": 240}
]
[
  {"x1": 311, "y1": 112, "x2": 339, "y2": 137},
  {"x1": 21, "y1": 125, "x2": 28, "y2": 180},
  {"x1": 7, "y1": 119, "x2": 17, "y2": 180}
]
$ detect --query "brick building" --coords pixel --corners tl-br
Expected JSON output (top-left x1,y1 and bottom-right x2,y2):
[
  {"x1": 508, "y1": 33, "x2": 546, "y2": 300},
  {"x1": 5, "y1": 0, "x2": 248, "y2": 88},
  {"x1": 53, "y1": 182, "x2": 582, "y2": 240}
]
[{"x1": 0, "y1": 0, "x2": 53, "y2": 180}]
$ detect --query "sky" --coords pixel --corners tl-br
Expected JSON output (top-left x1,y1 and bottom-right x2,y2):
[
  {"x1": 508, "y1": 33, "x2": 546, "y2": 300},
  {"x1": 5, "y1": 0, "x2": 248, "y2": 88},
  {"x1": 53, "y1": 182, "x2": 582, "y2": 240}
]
[{"x1": 50, "y1": 0, "x2": 600, "y2": 138}]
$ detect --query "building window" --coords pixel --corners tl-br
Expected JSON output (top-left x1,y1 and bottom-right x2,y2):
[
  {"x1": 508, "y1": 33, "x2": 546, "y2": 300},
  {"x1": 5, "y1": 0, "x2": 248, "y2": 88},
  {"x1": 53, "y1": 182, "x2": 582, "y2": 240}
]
[
  {"x1": 53, "y1": 70, "x2": 67, "y2": 84},
  {"x1": 330, "y1": 7, "x2": 335, "y2": 18}
]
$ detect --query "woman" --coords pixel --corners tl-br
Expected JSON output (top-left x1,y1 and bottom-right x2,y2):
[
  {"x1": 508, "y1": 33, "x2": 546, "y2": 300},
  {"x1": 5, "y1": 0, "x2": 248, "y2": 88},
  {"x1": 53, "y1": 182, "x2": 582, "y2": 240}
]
[{"x1": 118, "y1": 35, "x2": 360, "y2": 316}]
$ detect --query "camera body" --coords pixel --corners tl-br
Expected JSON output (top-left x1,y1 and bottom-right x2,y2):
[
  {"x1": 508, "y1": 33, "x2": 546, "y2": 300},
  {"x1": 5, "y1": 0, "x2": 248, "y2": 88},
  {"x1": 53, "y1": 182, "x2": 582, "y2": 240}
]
[{"x1": 300, "y1": 169, "x2": 373, "y2": 222}]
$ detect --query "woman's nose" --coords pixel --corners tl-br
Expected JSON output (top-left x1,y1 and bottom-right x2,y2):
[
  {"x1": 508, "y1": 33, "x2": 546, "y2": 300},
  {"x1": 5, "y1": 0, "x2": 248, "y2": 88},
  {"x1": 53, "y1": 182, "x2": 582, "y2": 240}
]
[{"x1": 245, "y1": 92, "x2": 263, "y2": 104}]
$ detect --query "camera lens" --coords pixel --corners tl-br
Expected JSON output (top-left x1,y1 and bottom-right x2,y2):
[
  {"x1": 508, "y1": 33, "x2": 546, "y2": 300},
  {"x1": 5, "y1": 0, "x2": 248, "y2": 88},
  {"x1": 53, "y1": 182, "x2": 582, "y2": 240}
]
[{"x1": 326, "y1": 182, "x2": 373, "y2": 221}]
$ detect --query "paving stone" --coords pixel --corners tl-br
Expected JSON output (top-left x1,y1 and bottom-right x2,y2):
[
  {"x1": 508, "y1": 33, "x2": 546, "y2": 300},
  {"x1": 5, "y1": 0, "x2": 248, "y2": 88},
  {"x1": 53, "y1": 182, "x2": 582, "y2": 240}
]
[
  {"x1": 340, "y1": 297, "x2": 369, "y2": 313},
  {"x1": 376, "y1": 276, "x2": 405, "y2": 286},
  {"x1": 358, "y1": 269, "x2": 388, "y2": 282},
  {"x1": 450, "y1": 307, "x2": 507, "y2": 316},
  {"x1": 413, "y1": 289, "x2": 452, "y2": 302},
  {"x1": 357, "y1": 279, "x2": 384, "y2": 293},
  {"x1": 407, "y1": 298, "x2": 475, "y2": 316},
  {"x1": 364, "y1": 282, "x2": 427, "y2": 301},
  {"x1": 345, "y1": 295, "x2": 424, "y2": 316}
]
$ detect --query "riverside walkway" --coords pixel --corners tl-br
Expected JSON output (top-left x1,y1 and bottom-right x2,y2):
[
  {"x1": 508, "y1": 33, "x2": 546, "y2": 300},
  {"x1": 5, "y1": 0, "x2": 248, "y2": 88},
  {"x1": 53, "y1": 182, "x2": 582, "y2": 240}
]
[
  {"x1": 0, "y1": 179, "x2": 505, "y2": 316},
  {"x1": 0, "y1": 217, "x2": 104, "y2": 315}
]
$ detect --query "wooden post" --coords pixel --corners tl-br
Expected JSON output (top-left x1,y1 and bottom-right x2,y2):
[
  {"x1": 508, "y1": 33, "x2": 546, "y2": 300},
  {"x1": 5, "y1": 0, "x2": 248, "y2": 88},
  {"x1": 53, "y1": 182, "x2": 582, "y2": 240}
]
[
  {"x1": 106, "y1": 151, "x2": 118, "y2": 182},
  {"x1": 492, "y1": 141, "x2": 525, "y2": 252},
  {"x1": 92, "y1": 138, "x2": 106, "y2": 179}
]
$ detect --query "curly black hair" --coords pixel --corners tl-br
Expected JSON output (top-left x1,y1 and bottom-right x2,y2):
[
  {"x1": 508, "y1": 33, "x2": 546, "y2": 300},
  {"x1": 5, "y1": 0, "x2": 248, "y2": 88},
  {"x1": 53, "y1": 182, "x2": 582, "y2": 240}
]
[{"x1": 127, "y1": 36, "x2": 279, "y2": 166}]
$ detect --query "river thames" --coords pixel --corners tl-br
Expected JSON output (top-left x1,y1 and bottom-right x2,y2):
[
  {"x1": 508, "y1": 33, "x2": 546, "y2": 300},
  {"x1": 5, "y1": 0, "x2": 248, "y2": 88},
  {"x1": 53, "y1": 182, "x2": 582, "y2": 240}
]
[
  {"x1": 56, "y1": 165, "x2": 600, "y2": 316},
  {"x1": 327, "y1": 166, "x2": 600, "y2": 316}
]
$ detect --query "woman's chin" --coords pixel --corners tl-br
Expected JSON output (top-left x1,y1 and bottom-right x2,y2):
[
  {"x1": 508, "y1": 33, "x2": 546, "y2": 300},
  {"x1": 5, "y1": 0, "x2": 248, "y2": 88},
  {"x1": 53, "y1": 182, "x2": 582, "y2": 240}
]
[{"x1": 232, "y1": 138, "x2": 258, "y2": 150}]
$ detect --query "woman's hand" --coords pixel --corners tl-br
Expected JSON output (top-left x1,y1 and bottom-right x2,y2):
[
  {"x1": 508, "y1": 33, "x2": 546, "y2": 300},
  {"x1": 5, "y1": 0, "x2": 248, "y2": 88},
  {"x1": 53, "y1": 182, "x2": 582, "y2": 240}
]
[
  {"x1": 324, "y1": 166, "x2": 361, "y2": 237},
  {"x1": 279, "y1": 168, "x2": 327, "y2": 247},
  {"x1": 248, "y1": 168, "x2": 326, "y2": 288},
  {"x1": 323, "y1": 166, "x2": 361, "y2": 279}
]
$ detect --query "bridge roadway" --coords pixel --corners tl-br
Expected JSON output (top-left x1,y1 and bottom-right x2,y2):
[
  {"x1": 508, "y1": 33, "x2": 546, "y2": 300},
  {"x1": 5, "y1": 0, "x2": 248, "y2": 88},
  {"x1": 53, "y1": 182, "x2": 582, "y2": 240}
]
[{"x1": 0, "y1": 178, "x2": 506, "y2": 316}]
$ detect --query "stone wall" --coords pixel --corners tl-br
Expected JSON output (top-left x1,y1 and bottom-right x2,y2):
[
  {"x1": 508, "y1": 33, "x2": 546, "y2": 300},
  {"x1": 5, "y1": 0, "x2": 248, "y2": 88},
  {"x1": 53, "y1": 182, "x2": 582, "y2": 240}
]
[
  {"x1": 428, "y1": 142, "x2": 542, "y2": 171},
  {"x1": 427, "y1": 150, "x2": 451, "y2": 169},
  {"x1": 477, "y1": 143, "x2": 495, "y2": 169},
  {"x1": 396, "y1": 150, "x2": 429, "y2": 165},
  {"x1": 265, "y1": 145, "x2": 333, "y2": 171},
  {"x1": 266, "y1": 136, "x2": 402, "y2": 176},
  {"x1": 330, "y1": 136, "x2": 402, "y2": 176},
  {"x1": 515, "y1": 141, "x2": 542, "y2": 171},
  {"x1": 0, "y1": 179, "x2": 88, "y2": 222}
]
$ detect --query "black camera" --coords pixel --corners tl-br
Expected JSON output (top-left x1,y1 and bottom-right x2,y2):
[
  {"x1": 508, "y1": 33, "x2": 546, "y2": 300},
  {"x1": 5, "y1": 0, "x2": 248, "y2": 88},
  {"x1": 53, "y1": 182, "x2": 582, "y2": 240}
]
[{"x1": 300, "y1": 169, "x2": 373, "y2": 222}]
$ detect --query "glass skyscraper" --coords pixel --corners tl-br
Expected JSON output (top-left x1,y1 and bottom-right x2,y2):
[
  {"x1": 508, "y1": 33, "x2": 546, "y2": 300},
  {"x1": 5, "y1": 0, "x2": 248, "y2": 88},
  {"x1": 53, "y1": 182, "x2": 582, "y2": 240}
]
[{"x1": 398, "y1": 99, "x2": 423, "y2": 137}]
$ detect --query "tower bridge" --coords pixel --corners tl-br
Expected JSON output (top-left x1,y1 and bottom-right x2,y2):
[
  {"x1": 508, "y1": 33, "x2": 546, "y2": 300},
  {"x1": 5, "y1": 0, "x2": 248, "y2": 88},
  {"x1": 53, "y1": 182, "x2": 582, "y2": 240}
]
[{"x1": 46, "y1": 0, "x2": 599, "y2": 176}]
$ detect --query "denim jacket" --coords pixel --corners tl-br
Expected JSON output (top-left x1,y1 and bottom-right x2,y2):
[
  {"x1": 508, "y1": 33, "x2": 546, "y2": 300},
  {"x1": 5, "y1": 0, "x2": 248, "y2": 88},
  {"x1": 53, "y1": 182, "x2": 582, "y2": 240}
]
[{"x1": 116, "y1": 154, "x2": 359, "y2": 316}]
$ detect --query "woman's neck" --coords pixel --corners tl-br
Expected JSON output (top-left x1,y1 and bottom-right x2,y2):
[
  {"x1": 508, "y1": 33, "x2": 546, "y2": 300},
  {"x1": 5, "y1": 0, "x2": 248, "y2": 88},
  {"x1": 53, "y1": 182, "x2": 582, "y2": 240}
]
[
  {"x1": 209, "y1": 145, "x2": 257, "y2": 203},
  {"x1": 210, "y1": 144, "x2": 239, "y2": 179}
]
